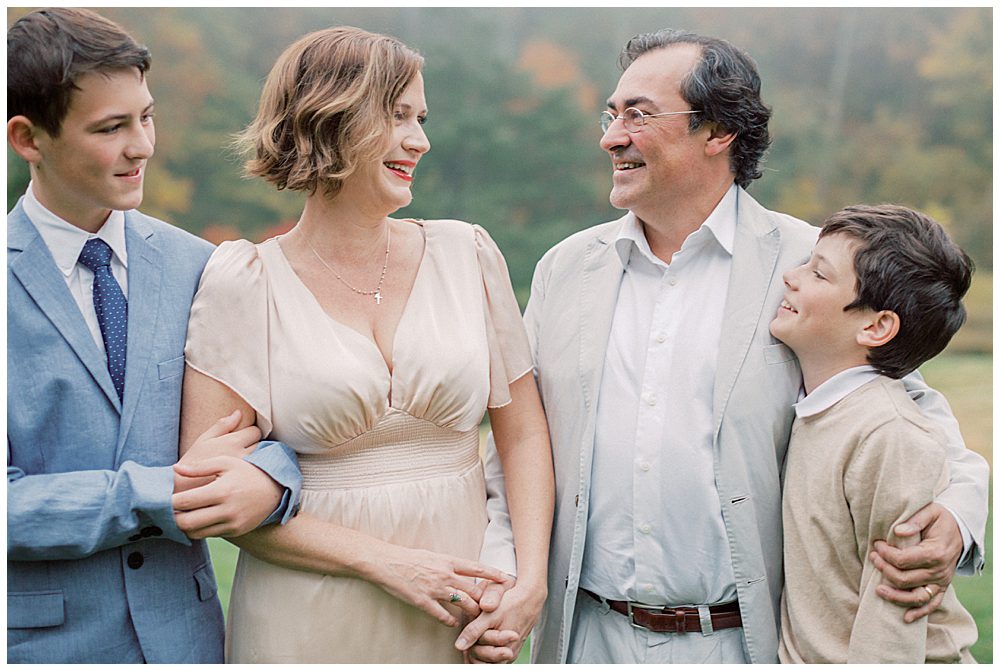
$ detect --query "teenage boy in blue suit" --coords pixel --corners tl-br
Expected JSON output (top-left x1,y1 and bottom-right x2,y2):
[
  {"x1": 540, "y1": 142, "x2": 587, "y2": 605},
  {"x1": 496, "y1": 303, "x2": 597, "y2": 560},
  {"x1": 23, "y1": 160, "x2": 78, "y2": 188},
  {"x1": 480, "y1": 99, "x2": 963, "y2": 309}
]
[{"x1": 7, "y1": 8, "x2": 301, "y2": 663}]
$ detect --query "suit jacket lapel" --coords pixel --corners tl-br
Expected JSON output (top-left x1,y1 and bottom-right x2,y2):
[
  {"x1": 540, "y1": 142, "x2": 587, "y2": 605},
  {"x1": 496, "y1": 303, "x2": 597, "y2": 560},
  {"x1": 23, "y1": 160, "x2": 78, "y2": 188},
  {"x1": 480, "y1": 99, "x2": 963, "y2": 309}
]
[
  {"x1": 713, "y1": 190, "x2": 781, "y2": 435},
  {"x1": 7, "y1": 205, "x2": 122, "y2": 412},
  {"x1": 577, "y1": 216, "x2": 627, "y2": 413},
  {"x1": 116, "y1": 213, "x2": 163, "y2": 457}
]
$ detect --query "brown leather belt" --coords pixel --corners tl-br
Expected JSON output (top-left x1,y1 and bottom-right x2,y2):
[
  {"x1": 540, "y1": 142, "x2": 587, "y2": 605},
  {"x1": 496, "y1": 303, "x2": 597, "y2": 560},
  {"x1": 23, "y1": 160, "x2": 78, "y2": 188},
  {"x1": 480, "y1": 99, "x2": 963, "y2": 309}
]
[{"x1": 582, "y1": 588, "x2": 742, "y2": 634}]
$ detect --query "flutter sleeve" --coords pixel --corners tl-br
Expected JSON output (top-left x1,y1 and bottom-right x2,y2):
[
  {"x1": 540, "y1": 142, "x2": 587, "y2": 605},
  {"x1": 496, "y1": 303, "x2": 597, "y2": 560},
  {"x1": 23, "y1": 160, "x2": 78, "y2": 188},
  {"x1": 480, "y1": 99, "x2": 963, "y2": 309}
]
[
  {"x1": 473, "y1": 225, "x2": 534, "y2": 409},
  {"x1": 184, "y1": 239, "x2": 274, "y2": 436}
]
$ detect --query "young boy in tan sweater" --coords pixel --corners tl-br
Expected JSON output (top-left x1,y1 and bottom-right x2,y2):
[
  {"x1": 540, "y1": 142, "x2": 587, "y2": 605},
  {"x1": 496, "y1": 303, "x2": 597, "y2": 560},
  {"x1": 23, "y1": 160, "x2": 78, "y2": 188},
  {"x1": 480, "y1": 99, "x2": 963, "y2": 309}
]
[{"x1": 770, "y1": 204, "x2": 979, "y2": 663}]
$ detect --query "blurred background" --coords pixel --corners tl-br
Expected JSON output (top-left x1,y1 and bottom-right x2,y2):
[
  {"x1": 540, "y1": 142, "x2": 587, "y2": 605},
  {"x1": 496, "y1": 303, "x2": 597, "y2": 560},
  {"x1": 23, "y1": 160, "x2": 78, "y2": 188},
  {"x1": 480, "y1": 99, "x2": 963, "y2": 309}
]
[{"x1": 7, "y1": 6, "x2": 992, "y2": 662}]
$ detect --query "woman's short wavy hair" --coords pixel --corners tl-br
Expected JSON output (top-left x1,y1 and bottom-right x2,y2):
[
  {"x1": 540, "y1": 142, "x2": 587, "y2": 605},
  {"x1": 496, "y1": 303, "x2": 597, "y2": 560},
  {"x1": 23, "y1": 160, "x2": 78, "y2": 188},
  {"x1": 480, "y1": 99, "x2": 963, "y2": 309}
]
[
  {"x1": 620, "y1": 29, "x2": 771, "y2": 189},
  {"x1": 237, "y1": 26, "x2": 423, "y2": 196}
]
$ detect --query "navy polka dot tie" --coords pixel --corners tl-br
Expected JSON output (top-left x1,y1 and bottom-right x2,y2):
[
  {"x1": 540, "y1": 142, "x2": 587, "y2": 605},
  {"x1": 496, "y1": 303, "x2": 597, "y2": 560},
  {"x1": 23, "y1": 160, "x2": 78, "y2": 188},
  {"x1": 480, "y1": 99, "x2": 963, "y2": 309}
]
[{"x1": 78, "y1": 238, "x2": 128, "y2": 401}]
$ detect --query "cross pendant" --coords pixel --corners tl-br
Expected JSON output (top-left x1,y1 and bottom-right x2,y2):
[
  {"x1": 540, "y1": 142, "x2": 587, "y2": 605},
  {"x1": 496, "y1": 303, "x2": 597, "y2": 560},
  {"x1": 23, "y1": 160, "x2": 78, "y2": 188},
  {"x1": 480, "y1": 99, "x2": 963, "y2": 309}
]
[{"x1": 375, "y1": 291, "x2": 382, "y2": 305}]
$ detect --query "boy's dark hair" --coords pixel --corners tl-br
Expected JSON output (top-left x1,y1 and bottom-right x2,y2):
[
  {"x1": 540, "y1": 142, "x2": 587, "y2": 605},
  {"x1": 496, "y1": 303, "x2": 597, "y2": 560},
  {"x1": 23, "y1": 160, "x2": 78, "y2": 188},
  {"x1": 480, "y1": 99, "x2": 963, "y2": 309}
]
[
  {"x1": 821, "y1": 204, "x2": 973, "y2": 379},
  {"x1": 7, "y1": 8, "x2": 151, "y2": 137}
]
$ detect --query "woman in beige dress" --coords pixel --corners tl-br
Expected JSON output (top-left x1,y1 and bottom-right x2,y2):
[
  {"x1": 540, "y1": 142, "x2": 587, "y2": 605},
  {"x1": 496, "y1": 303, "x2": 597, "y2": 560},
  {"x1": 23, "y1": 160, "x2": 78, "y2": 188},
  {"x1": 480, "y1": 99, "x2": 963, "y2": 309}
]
[{"x1": 176, "y1": 27, "x2": 554, "y2": 663}]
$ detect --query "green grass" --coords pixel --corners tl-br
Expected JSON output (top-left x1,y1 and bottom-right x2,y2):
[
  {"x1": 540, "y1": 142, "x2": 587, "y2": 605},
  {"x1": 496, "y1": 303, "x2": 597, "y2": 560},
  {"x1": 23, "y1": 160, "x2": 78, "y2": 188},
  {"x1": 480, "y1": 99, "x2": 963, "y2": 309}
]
[
  {"x1": 922, "y1": 352, "x2": 992, "y2": 663},
  {"x1": 210, "y1": 352, "x2": 992, "y2": 662},
  {"x1": 207, "y1": 537, "x2": 238, "y2": 616},
  {"x1": 947, "y1": 271, "x2": 991, "y2": 355},
  {"x1": 952, "y1": 508, "x2": 992, "y2": 663}
]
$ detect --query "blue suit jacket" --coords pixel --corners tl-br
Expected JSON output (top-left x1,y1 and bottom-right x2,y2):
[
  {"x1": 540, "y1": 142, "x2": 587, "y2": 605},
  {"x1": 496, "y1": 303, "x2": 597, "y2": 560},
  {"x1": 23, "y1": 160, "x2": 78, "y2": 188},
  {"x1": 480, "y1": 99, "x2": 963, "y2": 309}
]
[{"x1": 7, "y1": 202, "x2": 298, "y2": 663}]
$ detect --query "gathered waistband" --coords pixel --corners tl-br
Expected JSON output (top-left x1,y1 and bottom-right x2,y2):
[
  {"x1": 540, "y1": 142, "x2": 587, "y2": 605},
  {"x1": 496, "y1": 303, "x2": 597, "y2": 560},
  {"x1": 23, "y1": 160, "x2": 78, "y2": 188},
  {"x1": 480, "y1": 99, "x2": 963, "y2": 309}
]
[{"x1": 298, "y1": 411, "x2": 480, "y2": 490}]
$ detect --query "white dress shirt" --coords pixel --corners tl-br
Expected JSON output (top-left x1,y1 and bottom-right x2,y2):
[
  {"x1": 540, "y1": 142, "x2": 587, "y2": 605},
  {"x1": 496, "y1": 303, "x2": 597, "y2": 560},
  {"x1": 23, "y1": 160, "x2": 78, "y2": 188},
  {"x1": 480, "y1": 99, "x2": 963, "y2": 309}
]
[
  {"x1": 581, "y1": 184, "x2": 739, "y2": 606},
  {"x1": 23, "y1": 182, "x2": 129, "y2": 354},
  {"x1": 794, "y1": 365, "x2": 880, "y2": 419}
]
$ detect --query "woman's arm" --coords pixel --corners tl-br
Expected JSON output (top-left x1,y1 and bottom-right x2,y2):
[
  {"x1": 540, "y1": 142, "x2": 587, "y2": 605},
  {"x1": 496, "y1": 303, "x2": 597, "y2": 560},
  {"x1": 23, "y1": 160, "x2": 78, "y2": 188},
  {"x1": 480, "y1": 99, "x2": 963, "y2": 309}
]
[
  {"x1": 456, "y1": 373, "x2": 555, "y2": 659},
  {"x1": 487, "y1": 373, "x2": 554, "y2": 593},
  {"x1": 177, "y1": 366, "x2": 507, "y2": 627}
]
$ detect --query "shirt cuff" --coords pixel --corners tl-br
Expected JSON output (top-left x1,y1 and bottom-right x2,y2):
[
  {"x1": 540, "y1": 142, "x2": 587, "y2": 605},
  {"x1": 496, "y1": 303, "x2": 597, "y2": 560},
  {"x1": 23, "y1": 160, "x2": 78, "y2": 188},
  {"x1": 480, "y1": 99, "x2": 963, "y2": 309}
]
[
  {"x1": 941, "y1": 504, "x2": 974, "y2": 571},
  {"x1": 131, "y1": 462, "x2": 192, "y2": 545},
  {"x1": 243, "y1": 441, "x2": 302, "y2": 526},
  {"x1": 258, "y1": 488, "x2": 295, "y2": 527}
]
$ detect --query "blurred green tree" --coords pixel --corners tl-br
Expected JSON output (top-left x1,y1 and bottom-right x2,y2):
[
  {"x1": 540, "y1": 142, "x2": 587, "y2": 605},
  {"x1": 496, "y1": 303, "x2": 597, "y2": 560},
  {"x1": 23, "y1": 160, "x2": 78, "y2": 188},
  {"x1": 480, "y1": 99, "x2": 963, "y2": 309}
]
[
  {"x1": 404, "y1": 38, "x2": 614, "y2": 296},
  {"x1": 7, "y1": 7, "x2": 991, "y2": 280}
]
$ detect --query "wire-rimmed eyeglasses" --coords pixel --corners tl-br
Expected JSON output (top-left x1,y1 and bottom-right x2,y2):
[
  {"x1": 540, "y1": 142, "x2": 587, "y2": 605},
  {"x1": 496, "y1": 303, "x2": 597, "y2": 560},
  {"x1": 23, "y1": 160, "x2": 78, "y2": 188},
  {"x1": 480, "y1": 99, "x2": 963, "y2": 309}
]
[{"x1": 600, "y1": 107, "x2": 700, "y2": 133}]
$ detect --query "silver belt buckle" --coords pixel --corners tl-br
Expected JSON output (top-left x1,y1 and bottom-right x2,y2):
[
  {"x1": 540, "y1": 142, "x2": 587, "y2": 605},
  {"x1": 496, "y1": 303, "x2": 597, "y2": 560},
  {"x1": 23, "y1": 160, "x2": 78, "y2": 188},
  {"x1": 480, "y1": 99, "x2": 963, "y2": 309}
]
[{"x1": 625, "y1": 601, "x2": 666, "y2": 630}]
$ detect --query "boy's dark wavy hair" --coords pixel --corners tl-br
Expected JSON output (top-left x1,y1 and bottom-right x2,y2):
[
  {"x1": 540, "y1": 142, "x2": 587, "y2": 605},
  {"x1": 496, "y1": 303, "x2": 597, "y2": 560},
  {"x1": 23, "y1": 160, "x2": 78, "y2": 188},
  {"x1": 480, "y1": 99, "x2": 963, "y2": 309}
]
[
  {"x1": 822, "y1": 204, "x2": 973, "y2": 378},
  {"x1": 8, "y1": 8, "x2": 151, "y2": 136}
]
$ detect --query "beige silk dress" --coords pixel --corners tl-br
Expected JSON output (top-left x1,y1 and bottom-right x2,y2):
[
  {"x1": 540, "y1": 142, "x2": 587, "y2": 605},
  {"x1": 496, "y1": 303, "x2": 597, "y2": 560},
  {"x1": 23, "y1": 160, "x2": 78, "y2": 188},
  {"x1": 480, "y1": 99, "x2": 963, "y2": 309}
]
[{"x1": 184, "y1": 220, "x2": 533, "y2": 663}]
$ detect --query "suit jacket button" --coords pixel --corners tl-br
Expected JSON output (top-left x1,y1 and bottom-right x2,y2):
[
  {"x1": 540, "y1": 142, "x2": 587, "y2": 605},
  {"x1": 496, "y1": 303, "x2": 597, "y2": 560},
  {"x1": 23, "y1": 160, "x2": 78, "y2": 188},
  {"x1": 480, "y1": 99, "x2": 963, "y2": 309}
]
[{"x1": 127, "y1": 552, "x2": 144, "y2": 569}]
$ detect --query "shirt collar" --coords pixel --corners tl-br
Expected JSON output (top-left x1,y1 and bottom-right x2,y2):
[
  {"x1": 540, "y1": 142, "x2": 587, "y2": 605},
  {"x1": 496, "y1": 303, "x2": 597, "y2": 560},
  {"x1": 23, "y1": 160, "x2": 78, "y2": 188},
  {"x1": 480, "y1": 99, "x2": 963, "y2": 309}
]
[
  {"x1": 794, "y1": 365, "x2": 881, "y2": 418},
  {"x1": 23, "y1": 181, "x2": 128, "y2": 276},
  {"x1": 614, "y1": 183, "x2": 738, "y2": 268}
]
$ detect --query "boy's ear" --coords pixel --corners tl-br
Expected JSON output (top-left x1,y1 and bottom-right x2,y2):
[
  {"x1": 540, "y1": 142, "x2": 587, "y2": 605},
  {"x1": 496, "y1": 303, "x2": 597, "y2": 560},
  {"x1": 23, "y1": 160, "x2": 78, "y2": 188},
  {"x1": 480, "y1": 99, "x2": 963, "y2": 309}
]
[
  {"x1": 857, "y1": 309, "x2": 900, "y2": 348},
  {"x1": 7, "y1": 116, "x2": 44, "y2": 164}
]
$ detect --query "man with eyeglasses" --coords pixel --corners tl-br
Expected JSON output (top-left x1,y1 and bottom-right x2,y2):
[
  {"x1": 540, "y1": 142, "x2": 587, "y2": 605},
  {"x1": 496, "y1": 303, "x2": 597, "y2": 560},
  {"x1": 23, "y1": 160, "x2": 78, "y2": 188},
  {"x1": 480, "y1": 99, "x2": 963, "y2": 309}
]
[{"x1": 458, "y1": 28, "x2": 987, "y2": 664}]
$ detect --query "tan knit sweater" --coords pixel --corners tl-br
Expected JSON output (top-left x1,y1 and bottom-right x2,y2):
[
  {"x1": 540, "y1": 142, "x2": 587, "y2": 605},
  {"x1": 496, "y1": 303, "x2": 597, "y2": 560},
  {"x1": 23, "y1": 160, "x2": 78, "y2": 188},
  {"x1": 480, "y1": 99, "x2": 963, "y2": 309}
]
[{"x1": 778, "y1": 376, "x2": 978, "y2": 663}]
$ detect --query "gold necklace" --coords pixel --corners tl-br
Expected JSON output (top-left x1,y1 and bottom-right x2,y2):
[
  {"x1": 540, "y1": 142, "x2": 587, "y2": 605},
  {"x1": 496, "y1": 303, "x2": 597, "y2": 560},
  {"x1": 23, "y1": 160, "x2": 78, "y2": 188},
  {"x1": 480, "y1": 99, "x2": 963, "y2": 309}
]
[{"x1": 303, "y1": 223, "x2": 391, "y2": 305}]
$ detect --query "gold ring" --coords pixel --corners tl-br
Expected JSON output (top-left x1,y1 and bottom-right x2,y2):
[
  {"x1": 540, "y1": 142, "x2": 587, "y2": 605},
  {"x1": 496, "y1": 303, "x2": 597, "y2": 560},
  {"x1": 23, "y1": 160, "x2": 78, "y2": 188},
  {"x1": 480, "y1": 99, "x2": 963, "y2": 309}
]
[{"x1": 921, "y1": 585, "x2": 934, "y2": 600}]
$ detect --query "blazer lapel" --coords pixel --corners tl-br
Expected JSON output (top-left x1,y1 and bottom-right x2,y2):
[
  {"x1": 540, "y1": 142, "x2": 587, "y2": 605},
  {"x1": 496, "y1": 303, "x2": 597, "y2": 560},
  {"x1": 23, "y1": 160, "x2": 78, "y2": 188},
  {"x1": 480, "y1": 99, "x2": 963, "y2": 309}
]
[
  {"x1": 577, "y1": 216, "x2": 627, "y2": 412},
  {"x1": 712, "y1": 190, "x2": 781, "y2": 435},
  {"x1": 7, "y1": 205, "x2": 122, "y2": 412},
  {"x1": 116, "y1": 213, "x2": 163, "y2": 457}
]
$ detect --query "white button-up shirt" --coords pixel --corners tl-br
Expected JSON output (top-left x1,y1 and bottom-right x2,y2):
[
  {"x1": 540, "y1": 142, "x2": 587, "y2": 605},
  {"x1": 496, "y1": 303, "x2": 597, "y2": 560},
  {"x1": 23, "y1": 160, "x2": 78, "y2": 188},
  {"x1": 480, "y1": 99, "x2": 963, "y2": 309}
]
[
  {"x1": 23, "y1": 182, "x2": 129, "y2": 354},
  {"x1": 794, "y1": 365, "x2": 880, "y2": 419},
  {"x1": 580, "y1": 185, "x2": 739, "y2": 606}
]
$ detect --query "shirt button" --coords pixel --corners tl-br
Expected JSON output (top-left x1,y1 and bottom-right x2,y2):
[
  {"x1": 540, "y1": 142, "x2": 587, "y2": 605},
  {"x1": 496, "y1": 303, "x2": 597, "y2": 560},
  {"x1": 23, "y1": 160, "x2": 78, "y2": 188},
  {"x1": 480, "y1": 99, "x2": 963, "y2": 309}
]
[
  {"x1": 640, "y1": 462, "x2": 651, "y2": 472},
  {"x1": 640, "y1": 524, "x2": 651, "y2": 534},
  {"x1": 656, "y1": 333, "x2": 666, "y2": 343},
  {"x1": 645, "y1": 584, "x2": 656, "y2": 594},
  {"x1": 645, "y1": 395, "x2": 656, "y2": 406},
  {"x1": 669, "y1": 277, "x2": 678, "y2": 286},
  {"x1": 127, "y1": 552, "x2": 144, "y2": 569}
]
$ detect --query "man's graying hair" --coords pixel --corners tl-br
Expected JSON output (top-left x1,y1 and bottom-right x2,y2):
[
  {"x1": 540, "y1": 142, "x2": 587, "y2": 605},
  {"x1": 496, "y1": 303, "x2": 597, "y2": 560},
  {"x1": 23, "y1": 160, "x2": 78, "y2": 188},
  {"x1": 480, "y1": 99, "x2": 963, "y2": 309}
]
[{"x1": 620, "y1": 29, "x2": 771, "y2": 188}]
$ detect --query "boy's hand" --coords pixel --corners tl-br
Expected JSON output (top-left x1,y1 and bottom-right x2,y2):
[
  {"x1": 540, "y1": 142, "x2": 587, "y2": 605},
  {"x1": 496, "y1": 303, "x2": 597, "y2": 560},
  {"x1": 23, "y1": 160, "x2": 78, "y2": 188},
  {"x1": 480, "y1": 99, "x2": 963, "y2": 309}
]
[
  {"x1": 171, "y1": 457, "x2": 282, "y2": 538},
  {"x1": 870, "y1": 502, "x2": 963, "y2": 622},
  {"x1": 181, "y1": 409, "x2": 261, "y2": 463},
  {"x1": 173, "y1": 410, "x2": 263, "y2": 494}
]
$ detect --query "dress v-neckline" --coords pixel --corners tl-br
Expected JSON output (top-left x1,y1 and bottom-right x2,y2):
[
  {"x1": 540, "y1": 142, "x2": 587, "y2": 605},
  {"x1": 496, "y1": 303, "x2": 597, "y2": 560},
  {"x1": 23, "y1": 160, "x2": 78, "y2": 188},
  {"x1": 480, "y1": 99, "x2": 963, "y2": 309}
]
[{"x1": 269, "y1": 221, "x2": 428, "y2": 377}]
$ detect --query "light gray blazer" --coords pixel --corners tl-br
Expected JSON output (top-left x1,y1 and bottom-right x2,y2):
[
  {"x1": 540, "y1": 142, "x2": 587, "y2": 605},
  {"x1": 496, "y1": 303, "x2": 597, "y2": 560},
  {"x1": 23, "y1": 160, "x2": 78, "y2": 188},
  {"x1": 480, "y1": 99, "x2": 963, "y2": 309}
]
[{"x1": 481, "y1": 189, "x2": 989, "y2": 663}]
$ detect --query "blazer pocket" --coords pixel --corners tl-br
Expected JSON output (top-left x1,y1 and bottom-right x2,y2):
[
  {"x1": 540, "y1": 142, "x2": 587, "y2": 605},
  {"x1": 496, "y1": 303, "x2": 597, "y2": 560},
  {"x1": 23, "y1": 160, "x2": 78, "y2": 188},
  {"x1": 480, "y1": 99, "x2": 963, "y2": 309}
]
[
  {"x1": 193, "y1": 563, "x2": 218, "y2": 602},
  {"x1": 763, "y1": 342, "x2": 796, "y2": 365},
  {"x1": 7, "y1": 590, "x2": 65, "y2": 629},
  {"x1": 157, "y1": 355, "x2": 186, "y2": 380}
]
